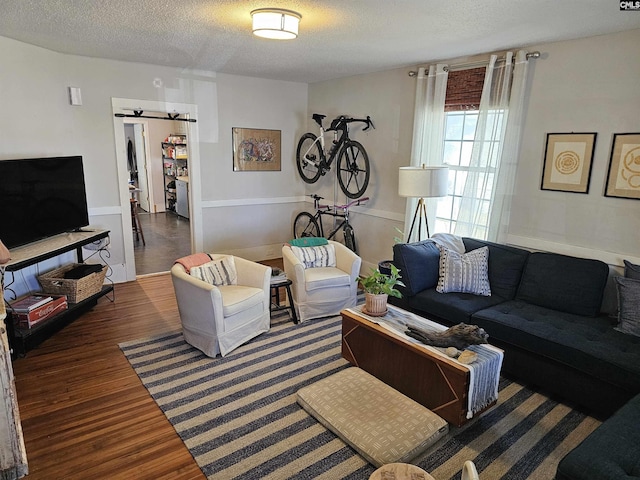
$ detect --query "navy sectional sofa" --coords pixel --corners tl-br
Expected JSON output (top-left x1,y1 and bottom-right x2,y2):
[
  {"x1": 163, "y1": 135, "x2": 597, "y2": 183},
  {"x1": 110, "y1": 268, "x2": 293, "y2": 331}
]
[
  {"x1": 390, "y1": 238, "x2": 640, "y2": 419},
  {"x1": 556, "y1": 392, "x2": 640, "y2": 479}
]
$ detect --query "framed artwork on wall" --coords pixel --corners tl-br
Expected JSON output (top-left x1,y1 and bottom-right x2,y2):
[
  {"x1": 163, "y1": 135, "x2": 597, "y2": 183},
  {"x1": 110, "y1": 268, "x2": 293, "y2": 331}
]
[
  {"x1": 232, "y1": 128, "x2": 281, "y2": 172},
  {"x1": 604, "y1": 133, "x2": 640, "y2": 200},
  {"x1": 541, "y1": 132, "x2": 597, "y2": 194}
]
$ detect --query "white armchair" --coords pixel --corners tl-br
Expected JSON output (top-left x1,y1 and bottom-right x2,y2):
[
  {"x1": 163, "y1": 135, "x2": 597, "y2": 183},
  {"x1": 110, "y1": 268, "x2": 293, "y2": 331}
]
[
  {"x1": 283, "y1": 240, "x2": 361, "y2": 322},
  {"x1": 171, "y1": 254, "x2": 271, "y2": 357}
]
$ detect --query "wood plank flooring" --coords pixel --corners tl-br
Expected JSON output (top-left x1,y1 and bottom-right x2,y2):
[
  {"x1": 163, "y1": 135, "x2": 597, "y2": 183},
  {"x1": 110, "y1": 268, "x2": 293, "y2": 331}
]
[{"x1": 12, "y1": 274, "x2": 205, "y2": 479}]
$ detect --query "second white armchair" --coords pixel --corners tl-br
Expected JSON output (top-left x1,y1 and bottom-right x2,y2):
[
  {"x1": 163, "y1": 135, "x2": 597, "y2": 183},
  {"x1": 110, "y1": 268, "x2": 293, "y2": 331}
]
[{"x1": 283, "y1": 240, "x2": 361, "y2": 322}]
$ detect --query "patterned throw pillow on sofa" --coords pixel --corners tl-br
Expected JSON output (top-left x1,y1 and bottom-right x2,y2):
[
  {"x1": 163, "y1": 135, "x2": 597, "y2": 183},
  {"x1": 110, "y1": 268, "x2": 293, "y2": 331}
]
[{"x1": 436, "y1": 246, "x2": 491, "y2": 296}]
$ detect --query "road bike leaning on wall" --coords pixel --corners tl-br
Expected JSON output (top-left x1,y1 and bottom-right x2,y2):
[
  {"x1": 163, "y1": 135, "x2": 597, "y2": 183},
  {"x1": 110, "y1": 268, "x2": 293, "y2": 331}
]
[
  {"x1": 293, "y1": 194, "x2": 369, "y2": 254},
  {"x1": 296, "y1": 114, "x2": 374, "y2": 199}
]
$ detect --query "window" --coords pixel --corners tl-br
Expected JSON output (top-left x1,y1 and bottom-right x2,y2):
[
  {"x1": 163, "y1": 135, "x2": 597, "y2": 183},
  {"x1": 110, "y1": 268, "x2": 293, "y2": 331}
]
[{"x1": 433, "y1": 66, "x2": 499, "y2": 239}]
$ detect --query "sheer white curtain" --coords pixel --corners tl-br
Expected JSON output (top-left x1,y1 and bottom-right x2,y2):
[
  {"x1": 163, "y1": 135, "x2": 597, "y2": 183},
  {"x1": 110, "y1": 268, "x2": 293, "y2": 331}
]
[
  {"x1": 405, "y1": 64, "x2": 448, "y2": 242},
  {"x1": 488, "y1": 50, "x2": 530, "y2": 242},
  {"x1": 453, "y1": 51, "x2": 530, "y2": 242}
]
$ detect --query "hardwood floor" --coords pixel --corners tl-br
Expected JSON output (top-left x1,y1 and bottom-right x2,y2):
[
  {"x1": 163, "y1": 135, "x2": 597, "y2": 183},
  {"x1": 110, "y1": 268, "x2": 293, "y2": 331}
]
[{"x1": 12, "y1": 274, "x2": 204, "y2": 479}]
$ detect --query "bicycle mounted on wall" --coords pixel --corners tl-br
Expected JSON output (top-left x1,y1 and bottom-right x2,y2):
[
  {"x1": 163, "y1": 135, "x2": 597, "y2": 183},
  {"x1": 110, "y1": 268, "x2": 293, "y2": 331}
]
[
  {"x1": 296, "y1": 114, "x2": 374, "y2": 199},
  {"x1": 293, "y1": 194, "x2": 369, "y2": 254}
]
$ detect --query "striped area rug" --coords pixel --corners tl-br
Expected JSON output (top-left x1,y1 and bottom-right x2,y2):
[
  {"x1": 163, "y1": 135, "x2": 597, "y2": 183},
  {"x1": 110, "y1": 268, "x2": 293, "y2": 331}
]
[{"x1": 120, "y1": 311, "x2": 601, "y2": 480}]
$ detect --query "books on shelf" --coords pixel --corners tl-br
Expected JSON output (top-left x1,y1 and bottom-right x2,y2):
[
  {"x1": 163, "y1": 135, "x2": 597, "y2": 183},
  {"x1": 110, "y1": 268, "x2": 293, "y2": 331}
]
[
  {"x1": 9, "y1": 294, "x2": 53, "y2": 313},
  {"x1": 11, "y1": 295, "x2": 68, "y2": 329}
]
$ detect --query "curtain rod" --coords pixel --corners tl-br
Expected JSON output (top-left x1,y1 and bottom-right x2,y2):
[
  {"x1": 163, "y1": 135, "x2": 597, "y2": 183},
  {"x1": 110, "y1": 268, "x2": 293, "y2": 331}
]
[
  {"x1": 114, "y1": 110, "x2": 197, "y2": 123},
  {"x1": 408, "y1": 51, "x2": 540, "y2": 77}
]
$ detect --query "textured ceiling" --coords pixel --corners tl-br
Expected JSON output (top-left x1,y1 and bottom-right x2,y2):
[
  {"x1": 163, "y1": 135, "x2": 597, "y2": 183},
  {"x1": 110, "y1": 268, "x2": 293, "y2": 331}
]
[{"x1": 2, "y1": 0, "x2": 639, "y2": 83}]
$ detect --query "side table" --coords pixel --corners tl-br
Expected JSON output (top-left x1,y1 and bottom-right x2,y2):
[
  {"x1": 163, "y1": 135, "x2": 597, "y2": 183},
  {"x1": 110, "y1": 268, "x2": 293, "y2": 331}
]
[{"x1": 270, "y1": 277, "x2": 298, "y2": 324}]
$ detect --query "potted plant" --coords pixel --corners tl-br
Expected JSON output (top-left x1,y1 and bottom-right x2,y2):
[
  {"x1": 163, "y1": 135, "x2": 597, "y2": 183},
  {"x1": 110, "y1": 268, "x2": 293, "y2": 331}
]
[{"x1": 358, "y1": 264, "x2": 405, "y2": 316}]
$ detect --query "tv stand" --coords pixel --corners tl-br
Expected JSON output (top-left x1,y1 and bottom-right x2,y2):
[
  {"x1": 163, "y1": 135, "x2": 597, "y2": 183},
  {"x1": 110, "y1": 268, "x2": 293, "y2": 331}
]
[{"x1": 2, "y1": 229, "x2": 114, "y2": 357}]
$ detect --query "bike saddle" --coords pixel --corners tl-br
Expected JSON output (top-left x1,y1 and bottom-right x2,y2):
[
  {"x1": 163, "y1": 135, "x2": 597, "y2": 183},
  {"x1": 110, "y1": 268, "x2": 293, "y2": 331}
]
[{"x1": 312, "y1": 113, "x2": 326, "y2": 125}]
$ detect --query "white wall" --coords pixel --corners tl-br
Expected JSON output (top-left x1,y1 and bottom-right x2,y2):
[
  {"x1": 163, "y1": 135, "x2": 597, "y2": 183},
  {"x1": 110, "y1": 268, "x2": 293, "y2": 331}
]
[
  {"x1": 508, "y1": 29, "x2": 640, "y2": 264},
  {"x1": 199, "y1": 73, "x2": 309, "y2": 260},
  {"x1": 307, "y1": 67, "x2": 415, "y2": 272},
  {"x1": 1, "y1": 35, "x2": 308, "y2": 288},
  {"x1": 308, "y1": 28, "x2": 640, "y2": 272}
]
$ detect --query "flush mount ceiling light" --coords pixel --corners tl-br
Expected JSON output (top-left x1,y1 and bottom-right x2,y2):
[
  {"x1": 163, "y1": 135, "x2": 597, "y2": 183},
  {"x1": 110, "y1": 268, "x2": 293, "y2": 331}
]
[{"x1": 251, "y1": 8, "x2": 301, "y2": 40}]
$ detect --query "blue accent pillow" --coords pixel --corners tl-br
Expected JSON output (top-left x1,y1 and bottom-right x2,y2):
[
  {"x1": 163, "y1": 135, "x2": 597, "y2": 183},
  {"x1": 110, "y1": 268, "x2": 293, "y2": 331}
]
[{"x1": 392, "y1": 241, "x2": 440, "y2": 297}]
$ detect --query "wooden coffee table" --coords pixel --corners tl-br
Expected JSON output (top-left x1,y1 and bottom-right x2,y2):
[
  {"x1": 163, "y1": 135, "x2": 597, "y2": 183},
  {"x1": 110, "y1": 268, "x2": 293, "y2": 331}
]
[{"x1": 341, "y1": 306, "x2": 500, "y2": 427}]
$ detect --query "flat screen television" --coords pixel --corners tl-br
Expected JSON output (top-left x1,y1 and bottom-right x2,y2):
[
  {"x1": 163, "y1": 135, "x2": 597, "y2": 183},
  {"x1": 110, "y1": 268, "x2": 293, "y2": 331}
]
[{"x1": 0, "y1": 156, "x2": 90, "y2": 249}]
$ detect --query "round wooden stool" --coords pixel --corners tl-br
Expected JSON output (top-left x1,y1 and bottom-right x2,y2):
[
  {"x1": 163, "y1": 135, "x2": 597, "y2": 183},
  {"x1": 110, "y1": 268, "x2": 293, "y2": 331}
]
[{"x1": 369, "y1": 463, "x2": 435, "y2": 480}]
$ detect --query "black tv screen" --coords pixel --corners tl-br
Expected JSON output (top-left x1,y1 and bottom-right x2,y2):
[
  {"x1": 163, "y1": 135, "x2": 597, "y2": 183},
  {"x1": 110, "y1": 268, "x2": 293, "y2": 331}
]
[{"x1": 0, "y1": 156, "x2": 90, "y2": 249}]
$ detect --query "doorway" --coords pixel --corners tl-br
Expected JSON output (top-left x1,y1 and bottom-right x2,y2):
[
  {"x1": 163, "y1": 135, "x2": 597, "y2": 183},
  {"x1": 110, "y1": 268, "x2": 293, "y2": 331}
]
[
  {"x1": 122, "y1": 120, "x2": 192, "y2": 275},
  {"x1": 112, "y1": 98, "x2": 203, "y2": 282}
]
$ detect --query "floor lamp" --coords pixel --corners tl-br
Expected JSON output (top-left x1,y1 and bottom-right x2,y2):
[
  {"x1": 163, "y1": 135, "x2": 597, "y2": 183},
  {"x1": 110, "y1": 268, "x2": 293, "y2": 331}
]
[{"x1": 398, "y1": 165, "x2": 449, "y2": 241}]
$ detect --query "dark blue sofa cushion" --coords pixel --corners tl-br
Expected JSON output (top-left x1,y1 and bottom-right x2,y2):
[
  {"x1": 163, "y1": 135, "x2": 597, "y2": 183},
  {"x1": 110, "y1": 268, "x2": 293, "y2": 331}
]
[
  {"x1": 392, "y1": 240, "x2": 440, "y2": 297},
  {"x1": 516, "y1": 252, "x2": 609, "y2": 317},
  {"x1": 463, "y1": 238, "x2": 530, "y2": 300},
  {"x1": 556, "y1": 393, "x2": 640, "y2": 480},
  {"x1": 406, "y1": 289, "x2": 507, "y2": 325},
  {"x1": 472, "y1": 300, "x2": 640, "y2": 392}
]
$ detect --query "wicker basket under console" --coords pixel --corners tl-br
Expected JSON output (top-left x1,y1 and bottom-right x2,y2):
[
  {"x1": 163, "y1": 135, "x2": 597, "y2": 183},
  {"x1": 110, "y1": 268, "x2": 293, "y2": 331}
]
[{"x1": 38, "y1": 263, "x2": 107, "y2": 304}]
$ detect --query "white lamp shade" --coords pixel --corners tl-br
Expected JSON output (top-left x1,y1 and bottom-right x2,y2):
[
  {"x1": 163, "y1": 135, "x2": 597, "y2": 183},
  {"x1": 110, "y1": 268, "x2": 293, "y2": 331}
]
[
  {"x1": 251, "y1": 9, "x2": 301, "y2": 40},
  {"x1": 398, "y1": 165, "x2": 449, "y2": 198}
]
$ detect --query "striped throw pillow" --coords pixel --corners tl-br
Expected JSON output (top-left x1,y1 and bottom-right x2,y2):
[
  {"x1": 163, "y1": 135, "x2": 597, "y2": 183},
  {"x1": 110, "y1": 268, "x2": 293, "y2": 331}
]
[
  {"x1": 190, "y1": 256, "x2": 238, "y2": 286},
  {"x1": 291, "y1": 244, "x2": 336, "y2": 268},
  {"x1": 436, "y1": 246, "x2": 491, "y2": 296}
]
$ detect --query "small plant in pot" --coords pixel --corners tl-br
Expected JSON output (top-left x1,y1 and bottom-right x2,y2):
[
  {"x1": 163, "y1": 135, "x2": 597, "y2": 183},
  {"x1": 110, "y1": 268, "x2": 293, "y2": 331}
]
[{"x1": 358, "y1": 264, "x2": 405, "y2": 316}]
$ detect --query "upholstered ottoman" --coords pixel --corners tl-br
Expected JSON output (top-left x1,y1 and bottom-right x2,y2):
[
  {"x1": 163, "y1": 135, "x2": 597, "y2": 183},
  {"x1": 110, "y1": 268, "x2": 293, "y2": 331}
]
[{"x1": 296, "y1": 367, "x2": 448, "y2": 467}]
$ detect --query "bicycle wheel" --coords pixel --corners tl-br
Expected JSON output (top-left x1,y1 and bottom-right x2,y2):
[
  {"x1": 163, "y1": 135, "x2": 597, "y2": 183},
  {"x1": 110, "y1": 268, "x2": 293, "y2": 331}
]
[
  {"x1": 293, "y1": 212, "x2": 320, "y2": 239},
  {"x1": 343, "y1": 224, "x2": 357, "y2": 254},
  {"x1": 337, "y1": 140, "x2": 370, "y2": 199},
  {"x1": 296, "y1": 133, "x2": 323, "y2": 184}
]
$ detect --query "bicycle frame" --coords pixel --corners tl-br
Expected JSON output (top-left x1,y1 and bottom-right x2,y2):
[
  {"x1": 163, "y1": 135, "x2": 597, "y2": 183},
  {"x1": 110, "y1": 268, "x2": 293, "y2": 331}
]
[
  {"x1": 313, "y1": 207, "x2": 348, "y2": 241},
  {"x1": 299, "y1": 124, "x2": 344, "y2": 171},
  {"x1": 300, "y1": 115, "x2": 373, "y2": 171},
  {"x1": 311, "y1": 195, "x2": 369, "y2": 240}
]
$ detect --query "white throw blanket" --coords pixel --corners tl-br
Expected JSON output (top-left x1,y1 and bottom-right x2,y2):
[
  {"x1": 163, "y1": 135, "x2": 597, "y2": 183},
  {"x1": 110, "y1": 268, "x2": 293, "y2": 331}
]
[{"x1": 348, "y1": 304, "x2": 503, "y2": 419}]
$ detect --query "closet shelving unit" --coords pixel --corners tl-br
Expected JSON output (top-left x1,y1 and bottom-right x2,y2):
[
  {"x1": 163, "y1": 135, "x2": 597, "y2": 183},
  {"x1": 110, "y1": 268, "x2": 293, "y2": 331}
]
[{"x1": 162, "y1": 134, "x2": 188, "y2": 213}]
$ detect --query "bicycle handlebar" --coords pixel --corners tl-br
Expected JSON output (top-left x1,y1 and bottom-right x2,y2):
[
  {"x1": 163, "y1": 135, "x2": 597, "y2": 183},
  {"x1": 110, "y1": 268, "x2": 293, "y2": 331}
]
[
  {"x1": 362, "y1": 116, "x2": 375, "y2": 131},
  {"x1": 340, "y1": 116, "x2": 374, "y2": 131},
  {"x1": 316, "y1": 114, "x2": 374, "y2": 132},
  {"x1": 343, "y1": 196, "x2": 370, "y2": 209}
]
